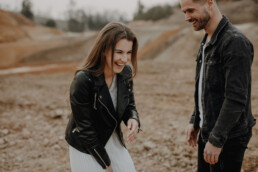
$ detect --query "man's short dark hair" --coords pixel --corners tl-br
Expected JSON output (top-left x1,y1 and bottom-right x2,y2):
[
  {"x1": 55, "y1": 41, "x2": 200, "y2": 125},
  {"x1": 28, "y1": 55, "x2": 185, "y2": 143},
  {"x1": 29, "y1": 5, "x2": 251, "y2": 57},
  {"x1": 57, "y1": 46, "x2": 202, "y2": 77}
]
[
  {"x1": 193, "y1": 0, "x2": 206, "y2": 3},
  {"x1": 193, "y1": 0, "x2": 216, "y2": 4}
]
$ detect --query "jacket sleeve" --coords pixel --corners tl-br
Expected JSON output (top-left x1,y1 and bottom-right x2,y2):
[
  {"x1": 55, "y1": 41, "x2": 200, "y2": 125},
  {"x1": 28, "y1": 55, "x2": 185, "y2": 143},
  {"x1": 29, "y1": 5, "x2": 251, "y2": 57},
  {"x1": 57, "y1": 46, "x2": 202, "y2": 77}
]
[
  {"x1": 123, "y1": 79, "x2": 141, "y2": 129},
  {"x1": 189, "y1": 109, "x2": 195, "y2": 124},
  {"x1": 208, "y1": 37, "x2": 253, "y2": 148},
  {"x1": 70, "y1": 71, "x2": 111, "y2": 169},
  {"x1": 189, "y1": 108, "x2": 200, "y2": 130}
]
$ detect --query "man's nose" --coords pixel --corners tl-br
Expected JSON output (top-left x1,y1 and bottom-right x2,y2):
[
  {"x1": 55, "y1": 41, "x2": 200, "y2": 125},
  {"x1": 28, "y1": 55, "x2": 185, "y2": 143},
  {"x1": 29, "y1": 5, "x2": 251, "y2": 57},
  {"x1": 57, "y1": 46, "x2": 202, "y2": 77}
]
[{"x1": 185, "y1": 13, "x2": 191, "y2": 22}]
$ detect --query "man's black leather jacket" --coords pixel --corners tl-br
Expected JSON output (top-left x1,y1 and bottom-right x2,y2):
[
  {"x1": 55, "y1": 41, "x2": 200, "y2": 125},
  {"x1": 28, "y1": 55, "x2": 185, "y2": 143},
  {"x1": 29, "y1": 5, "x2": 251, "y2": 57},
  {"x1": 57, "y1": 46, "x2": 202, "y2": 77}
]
[
  {"x1": 65, "y1": 65, "x2": 140, "y2": 169},
  {"x1": 190, "y1": 16, "x2": 256, "y2": 148}
]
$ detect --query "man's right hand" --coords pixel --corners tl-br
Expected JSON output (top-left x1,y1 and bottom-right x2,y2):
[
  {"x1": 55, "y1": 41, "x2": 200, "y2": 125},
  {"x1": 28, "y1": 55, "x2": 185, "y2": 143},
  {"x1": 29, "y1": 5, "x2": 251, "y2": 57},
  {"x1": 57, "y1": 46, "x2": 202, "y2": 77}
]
[
  {"x1": 186, "y1": 124, "x2": 200, "y2": 147},
  {"x1": 106, "y1": 165, "x2": 113, "y2": 172}
]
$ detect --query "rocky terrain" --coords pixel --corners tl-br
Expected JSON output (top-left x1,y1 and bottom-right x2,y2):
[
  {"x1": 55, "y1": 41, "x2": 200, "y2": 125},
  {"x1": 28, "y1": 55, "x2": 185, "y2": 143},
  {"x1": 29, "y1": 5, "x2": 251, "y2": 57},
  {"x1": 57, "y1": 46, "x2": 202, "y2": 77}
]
[{"x1": 0, "y1": 1, "x2": 258, "y2": 171}]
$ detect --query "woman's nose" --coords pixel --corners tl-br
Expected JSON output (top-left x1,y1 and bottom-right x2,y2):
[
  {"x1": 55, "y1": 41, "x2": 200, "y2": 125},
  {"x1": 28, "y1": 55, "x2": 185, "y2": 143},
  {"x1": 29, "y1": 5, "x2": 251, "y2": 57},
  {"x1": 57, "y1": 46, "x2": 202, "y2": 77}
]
[{"x1": 121, "y1": 54, "x2": 128, "y2": 62}]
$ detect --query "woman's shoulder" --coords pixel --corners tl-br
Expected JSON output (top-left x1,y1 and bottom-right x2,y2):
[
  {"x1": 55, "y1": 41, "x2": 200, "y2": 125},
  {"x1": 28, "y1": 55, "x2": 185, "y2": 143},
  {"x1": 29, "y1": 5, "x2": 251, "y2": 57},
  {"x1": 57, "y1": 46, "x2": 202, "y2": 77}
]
[
  {"x1": 74, "y1": 70, "x2": 94, "y2": 84},
  {"x1": 76, "y1": 70, "x2": 92, "y2": 78}
]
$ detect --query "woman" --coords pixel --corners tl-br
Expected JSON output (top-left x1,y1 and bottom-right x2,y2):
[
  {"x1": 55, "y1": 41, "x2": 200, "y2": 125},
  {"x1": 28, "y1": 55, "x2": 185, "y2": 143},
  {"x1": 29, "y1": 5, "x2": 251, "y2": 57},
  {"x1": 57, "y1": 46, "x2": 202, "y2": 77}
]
[{"x1": 65, "y1": 22, "x2": 141, "y2": 172}]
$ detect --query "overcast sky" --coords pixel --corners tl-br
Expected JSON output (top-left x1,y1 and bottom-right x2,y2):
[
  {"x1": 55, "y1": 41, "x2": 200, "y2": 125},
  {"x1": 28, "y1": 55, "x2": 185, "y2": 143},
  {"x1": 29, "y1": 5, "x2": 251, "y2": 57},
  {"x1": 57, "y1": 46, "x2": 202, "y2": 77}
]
[{"x1": 0, "y1": 0, "x2": 180, "y2": 20}]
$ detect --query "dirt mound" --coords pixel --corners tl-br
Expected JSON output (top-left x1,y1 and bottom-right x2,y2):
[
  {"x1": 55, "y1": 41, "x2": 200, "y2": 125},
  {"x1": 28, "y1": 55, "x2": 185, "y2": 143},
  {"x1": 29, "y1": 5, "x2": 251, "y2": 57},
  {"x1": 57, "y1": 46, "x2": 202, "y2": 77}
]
[
  {"x1": 0, "y1": 9, "x2": 33, "y2": 43},
  {"x1": 0, "y1": 9, "x2": 34, "y2": 26},
  {"x1": 0, "y1": 10, "x2": 98, "y2": 69},
  {"x1": 218, "y1": 0, "x2": 258, "y2": 24},
  {"x1": 0, "y1": 9, "x2": 64, "y2": 43}
]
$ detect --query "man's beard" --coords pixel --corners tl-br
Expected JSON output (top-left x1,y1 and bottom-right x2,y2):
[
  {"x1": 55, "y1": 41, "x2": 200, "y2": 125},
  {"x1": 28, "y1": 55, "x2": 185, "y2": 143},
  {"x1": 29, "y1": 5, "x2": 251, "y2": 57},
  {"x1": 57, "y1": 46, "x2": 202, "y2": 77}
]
[{"x1": 194, "y1": 10, "x2": 210, "y2": 31}]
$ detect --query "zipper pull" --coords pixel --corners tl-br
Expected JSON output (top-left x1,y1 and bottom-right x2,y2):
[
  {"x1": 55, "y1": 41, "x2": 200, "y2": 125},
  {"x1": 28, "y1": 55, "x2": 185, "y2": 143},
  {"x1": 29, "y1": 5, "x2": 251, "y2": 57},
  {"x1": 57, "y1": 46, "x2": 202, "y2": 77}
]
[
  {"x1": 72, "y1": 127, "x2": 80, "y2": 133},
  {"x1": 94, "y1": 93, "x2": 97, "y2": 110}
]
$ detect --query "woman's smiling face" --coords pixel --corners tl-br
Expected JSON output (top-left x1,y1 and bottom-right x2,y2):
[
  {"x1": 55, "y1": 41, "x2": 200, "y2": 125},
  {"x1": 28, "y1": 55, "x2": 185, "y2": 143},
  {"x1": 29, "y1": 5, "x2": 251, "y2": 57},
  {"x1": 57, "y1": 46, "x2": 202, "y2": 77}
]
[{"x1": 105, "y1": 39, "x2": 133, "y2": 75}]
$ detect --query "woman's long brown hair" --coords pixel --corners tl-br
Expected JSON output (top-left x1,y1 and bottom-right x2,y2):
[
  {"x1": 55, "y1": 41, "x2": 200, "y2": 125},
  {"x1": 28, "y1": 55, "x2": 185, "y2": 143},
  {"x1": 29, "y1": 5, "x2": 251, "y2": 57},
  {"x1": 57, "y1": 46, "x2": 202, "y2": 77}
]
[{"x1": 76, "y1": 22, "x2": 138, "y2": 78}]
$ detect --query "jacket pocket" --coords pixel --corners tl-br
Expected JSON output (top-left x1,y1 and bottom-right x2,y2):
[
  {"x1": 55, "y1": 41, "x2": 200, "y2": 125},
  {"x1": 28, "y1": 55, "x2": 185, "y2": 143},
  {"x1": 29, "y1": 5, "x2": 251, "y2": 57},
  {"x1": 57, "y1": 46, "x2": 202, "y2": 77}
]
[{"x1": 205, "y1": 58, "x2": 223, "y2": 90}]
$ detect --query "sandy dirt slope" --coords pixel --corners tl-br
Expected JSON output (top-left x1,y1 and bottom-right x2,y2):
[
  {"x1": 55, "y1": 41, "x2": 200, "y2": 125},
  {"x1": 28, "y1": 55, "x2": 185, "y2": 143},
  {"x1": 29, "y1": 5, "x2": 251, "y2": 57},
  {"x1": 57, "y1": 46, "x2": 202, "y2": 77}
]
[{"x1": 0, "y1": 9, "x2": 97, "y2": 69}]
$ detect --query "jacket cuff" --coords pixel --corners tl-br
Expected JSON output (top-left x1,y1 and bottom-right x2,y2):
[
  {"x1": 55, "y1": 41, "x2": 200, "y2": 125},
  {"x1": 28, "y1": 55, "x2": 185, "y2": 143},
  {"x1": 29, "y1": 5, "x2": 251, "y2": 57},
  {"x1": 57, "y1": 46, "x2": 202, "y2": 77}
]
[
  {"x1": 208, "y1": 132, "x2": 226, "y2": 148},
  {"x1": 124, "y1": 110, "x2": 140, "y2": 127},
  {"x1": 189, "y1": 115, "x2": 195, "y2": 124},
  {"x1": 88, "y1": 145, "x2": 111, "y2": 169}
]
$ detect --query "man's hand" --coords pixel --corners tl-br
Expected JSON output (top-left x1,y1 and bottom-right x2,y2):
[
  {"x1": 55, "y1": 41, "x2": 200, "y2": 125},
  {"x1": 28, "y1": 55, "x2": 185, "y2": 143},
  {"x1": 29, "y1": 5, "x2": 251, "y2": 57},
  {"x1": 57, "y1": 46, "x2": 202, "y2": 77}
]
[
  {"x1": 126, "y1": 119, "x2": 139, "y2": 143},
  {"x1": 186, "y1": 124, "x2": 200, "y2": 147},
  {"x1": 106, "y1": 165, "x2": 113, "y2": 172},
  {"x1": 204, "y1": 141, "x2": 222, "y2": 165}
]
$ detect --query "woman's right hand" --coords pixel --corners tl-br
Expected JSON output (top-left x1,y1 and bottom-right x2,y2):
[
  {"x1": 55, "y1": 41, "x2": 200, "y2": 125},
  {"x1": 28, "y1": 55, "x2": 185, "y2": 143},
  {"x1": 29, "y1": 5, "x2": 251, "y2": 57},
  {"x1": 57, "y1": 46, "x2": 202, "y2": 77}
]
[{"x1": 106, "y1": 165, "x2": 113, "y2": 172}]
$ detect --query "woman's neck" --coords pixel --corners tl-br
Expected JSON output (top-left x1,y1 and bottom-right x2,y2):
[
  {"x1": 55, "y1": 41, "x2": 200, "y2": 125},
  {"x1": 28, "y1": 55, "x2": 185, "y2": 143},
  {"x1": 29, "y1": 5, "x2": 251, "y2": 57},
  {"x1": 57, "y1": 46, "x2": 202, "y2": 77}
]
[{"x1": 104, "y1": 68, "x2": 114, "y2": 88}]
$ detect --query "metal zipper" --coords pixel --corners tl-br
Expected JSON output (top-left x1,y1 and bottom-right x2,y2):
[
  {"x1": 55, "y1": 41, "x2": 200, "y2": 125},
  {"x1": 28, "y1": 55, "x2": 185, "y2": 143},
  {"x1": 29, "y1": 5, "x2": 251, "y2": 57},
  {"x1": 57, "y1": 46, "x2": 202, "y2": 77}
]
[
  {"x1": 72, "y1": 127, "x2": 80, "y2": 133},
  {"x1": 94, "y1": 93, "x2": 97, "y2": 110},
  {"x1": 98, "y1": 98, "x2": 117, "y2": 137},
  {"x1": 94, "y1": 149, "x2": 107, "y2": 167},
  {"x1": 95, "y1": 98, "x2": 117, "y2": 166},
  {"x1": 98, "y1": 99, "x2": 117, "y2": 140}
]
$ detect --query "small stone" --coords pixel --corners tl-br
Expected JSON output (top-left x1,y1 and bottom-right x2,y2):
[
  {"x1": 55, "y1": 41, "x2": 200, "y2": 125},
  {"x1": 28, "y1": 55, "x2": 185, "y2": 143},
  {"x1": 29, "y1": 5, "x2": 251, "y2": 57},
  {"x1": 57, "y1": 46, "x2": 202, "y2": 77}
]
[
  {"x1": 22, "y1": 128, "x2": 30, "y2": 135},
  {"x1": 0, "y1": 138, "x2": 5, "y2": 144},
  {"x1": 1, "y1": 129, "x2": 9, "y2": 135},
  {"x1": 43, "y1": 138, "x2": 49, "y2": 146},
  {"x1": 143, "y1": 141, "x2": 156, "y2": 151},
  {"x1": 55, "y1": 109, "x2": 63, "y2": 116},
  {"x1": 16, "y1": 156, "x2": 22, "y2": 161},
  {"x1": 9, "y1": 141, "x2": 16, "y2": 146},
  {"x1": 25, "y1": 115, "x2": 31, "y2": 120},
  {"x1": 53, "y1": 144, "x2": 60, "y2": 150}
]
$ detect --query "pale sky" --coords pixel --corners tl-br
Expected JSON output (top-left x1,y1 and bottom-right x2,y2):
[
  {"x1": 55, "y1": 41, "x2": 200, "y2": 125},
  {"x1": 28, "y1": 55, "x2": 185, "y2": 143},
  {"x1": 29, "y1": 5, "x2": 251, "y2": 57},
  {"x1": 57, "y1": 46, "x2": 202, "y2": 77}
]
[{"x1": 0, "y1": 0, "x2": 179, "y2": 20}]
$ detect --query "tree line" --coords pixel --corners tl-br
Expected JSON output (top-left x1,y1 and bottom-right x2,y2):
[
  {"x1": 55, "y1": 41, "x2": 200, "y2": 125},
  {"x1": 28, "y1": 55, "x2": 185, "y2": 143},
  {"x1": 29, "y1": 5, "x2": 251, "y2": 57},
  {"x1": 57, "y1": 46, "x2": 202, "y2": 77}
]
[
  {"x1": 20, "y1": 0, "x2": 176, "y2": 32},
  {"x1": 20, "y1": 0, "x2": 258, "y2": 32}
]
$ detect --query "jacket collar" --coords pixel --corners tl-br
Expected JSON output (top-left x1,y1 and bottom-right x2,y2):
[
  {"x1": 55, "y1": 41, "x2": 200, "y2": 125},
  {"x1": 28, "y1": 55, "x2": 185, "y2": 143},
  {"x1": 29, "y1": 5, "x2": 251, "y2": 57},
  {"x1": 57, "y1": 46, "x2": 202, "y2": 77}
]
[
  {"x1": 93, "y1": 65, "x2": 131, "y2": 87},
  {"x1": 94, "y1": 74, "x2": 105, "y2": 87},
  {"x1": 92, "y1": 65, "x2": 132, "y2": 120},
  {"x1": 202, "y1": 15, "x2": 229, "y2": 46},
  {"x1": 117, "y1": 65, "x2": 132, "y2": 81}
]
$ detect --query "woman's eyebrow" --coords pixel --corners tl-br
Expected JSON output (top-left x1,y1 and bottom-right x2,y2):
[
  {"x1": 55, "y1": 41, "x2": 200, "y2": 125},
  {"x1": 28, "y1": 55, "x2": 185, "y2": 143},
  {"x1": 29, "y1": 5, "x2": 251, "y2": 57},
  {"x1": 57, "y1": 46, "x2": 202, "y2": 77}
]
[{"x1": 115, "y1": 49, "x2": 132, "y2": 52}]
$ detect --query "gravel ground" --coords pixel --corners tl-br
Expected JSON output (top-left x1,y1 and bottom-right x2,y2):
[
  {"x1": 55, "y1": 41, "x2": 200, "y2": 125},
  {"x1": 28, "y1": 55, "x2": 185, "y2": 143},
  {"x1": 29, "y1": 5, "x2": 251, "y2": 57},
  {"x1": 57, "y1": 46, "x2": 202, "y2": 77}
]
[{"x1": 1, "y1": 54, "x2": 258, "y2": 172}]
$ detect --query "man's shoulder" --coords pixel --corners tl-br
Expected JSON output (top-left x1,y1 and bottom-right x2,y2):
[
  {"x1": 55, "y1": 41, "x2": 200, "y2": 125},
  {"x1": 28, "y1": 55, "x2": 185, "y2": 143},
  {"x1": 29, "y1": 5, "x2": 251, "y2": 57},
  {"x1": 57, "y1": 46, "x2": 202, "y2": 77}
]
[{"x1": 222, "y1": 23, "x2": 251, "y2": 44}]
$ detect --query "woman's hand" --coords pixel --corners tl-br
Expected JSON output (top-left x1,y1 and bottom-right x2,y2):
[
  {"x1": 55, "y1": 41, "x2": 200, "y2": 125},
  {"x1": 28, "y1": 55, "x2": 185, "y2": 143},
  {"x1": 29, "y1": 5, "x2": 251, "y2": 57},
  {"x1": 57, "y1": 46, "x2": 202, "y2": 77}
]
[
  {"x1": 126, "y1": 119, "x2": 139, "y2": 143},
  {"x1": 106, "y1": 165, "x2": 113, "y2": 172}
]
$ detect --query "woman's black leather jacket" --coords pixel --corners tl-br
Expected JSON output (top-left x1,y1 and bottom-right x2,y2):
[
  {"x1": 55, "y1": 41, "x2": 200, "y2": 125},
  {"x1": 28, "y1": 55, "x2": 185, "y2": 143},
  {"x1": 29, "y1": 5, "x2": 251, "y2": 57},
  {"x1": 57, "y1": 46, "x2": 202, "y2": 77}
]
[{"x1": 65, "y1": 65, "x2": 140, "y2": 169}]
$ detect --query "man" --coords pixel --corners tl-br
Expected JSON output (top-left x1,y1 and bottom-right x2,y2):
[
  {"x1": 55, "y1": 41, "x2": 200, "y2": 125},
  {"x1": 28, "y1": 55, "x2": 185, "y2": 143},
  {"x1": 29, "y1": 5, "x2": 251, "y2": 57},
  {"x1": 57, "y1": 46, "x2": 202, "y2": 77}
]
[{"x1": 180, "y1": 0, "x2": 256, "y2": 171}]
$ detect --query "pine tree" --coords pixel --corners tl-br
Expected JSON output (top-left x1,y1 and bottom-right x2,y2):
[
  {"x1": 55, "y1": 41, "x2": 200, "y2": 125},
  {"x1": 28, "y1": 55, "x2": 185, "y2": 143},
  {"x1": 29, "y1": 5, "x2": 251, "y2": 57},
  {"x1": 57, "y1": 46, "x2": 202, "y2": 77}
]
[{"x1": 21, "y1": 0, "x2": 34, "y2": 20}]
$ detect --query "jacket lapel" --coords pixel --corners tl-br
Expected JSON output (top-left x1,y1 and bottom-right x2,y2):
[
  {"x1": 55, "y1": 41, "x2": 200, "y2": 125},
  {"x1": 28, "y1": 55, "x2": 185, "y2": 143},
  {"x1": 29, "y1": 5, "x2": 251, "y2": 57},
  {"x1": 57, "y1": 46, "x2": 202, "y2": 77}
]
[
  {"x1": 116, "y1": 67, "x2": 131, "y2": 120},
  {"x1": 98, "y1": 84, "x2": 117, "y2": 117},
  {"x1": 92, "y1": 65, "x2": 131, "y2": 121},
  {"x1": 93, "y1": 74, "x2": 117, "y2": 118},
  {"x1": 117, "y1": 77, "x2": 129, "y2": 120}
]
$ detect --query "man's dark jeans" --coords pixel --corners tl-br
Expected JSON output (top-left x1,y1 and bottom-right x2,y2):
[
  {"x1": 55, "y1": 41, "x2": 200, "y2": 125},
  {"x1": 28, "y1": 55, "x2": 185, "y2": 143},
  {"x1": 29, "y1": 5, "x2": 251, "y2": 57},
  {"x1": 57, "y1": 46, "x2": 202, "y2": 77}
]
[{"x1": 197, "y1": 129, "x2": 252, "y2": 172}]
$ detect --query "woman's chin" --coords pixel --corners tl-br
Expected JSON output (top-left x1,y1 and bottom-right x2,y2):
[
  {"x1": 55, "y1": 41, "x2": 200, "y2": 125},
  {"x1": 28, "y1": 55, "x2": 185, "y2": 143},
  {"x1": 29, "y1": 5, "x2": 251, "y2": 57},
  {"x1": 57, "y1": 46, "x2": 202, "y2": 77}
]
[{"x1": 113, "y1": 66, "x2": 124, "y2": 74}]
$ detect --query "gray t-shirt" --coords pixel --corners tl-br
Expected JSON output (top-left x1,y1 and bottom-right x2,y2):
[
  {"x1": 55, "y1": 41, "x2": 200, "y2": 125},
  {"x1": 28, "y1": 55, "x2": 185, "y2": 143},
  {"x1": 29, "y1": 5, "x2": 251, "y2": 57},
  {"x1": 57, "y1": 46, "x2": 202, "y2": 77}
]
[
  {"x1": 109, "y1": 75, "x2": 117, "y2": 111},
  {"x1": 198, "y1": 44, "x2": 206, "y2": 128}
]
